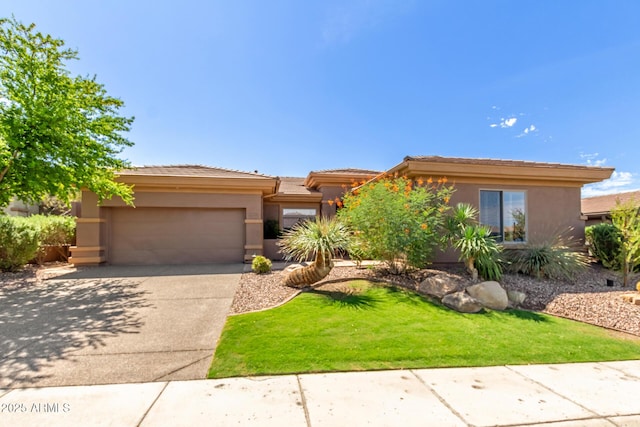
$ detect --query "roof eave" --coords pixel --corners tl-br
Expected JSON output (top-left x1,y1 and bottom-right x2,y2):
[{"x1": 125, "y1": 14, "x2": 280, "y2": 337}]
[
  {"x1": 116, "y1": 174, "x2": 279, "y2": 196},
  {"x1": 387, "y1": 158, "x2": 614, "y2": 186}
]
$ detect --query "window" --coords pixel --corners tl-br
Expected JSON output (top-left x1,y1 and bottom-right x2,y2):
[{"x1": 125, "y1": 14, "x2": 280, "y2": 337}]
[
  {"x1": 282, "y1": 208, "x2": 317, "y2": 229},
  {"x1": 479, "y1": 190, "x2": 526, "y2": 242}
]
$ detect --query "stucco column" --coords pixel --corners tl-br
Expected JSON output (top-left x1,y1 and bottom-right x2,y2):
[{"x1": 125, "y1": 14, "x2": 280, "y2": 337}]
[
  {"x1": 243, "y1": 196, "x2": 264, "y2": 262},
  {"x1": 70, "y1": 190, "x2": 107, "y2": 265}
]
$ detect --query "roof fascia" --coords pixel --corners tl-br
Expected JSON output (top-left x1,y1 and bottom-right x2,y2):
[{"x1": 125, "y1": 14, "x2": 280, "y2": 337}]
[
  {"x1": 116, "y1": 174, "x2": 279, "y2": 196},
  {"x1": 386, "y1": 159, "x2": 614, "y2": 187},
  {"x1": 265, "y1": 193, "x2": 324, "y2": 203}
]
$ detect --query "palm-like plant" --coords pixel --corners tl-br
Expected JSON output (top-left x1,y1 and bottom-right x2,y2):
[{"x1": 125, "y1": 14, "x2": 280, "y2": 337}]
[
  {"x1": 454, "y1": 224, "x2": 503, "y2": 281},
  {"x1": 278, "y1": 216, "x2": 352, "y2": 288},
  {"x1": 447, "y1": 203, "x2": 503, "y2": 281}
]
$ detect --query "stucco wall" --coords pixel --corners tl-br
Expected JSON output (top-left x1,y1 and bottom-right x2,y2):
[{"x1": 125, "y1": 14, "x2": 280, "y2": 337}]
[{"x1": 437, "y1": 182, "x2": 584, "y2": 262}]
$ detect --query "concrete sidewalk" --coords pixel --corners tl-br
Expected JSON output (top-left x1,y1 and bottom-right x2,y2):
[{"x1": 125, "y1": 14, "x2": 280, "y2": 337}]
[{"x1": 1, "y1": 361, "x2": 639, "y2": 426}]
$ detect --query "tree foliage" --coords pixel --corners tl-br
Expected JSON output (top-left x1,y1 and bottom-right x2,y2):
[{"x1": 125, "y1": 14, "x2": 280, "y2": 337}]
[
  {"x1": 338, "y1": 175, "x2": 454, "y2": 274},
  {"x1": 610, "y1": 198, "x2": 640, "y2": 287},
  {"x1": 0, "y1": 17, "x2": 134, "y2": 208}
]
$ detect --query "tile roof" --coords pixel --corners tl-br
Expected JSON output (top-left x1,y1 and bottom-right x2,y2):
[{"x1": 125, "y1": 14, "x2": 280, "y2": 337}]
[
  {"x1": 404, "y1": 155, "x2": 613, "y2": 170},
  {"x1": 581, "y1": 190, "x2": 640, "y2": 215},
  {"x1": 121, "y1": 165, "x2": 274, "y2": 179},
  {"x1": 277, "y1": 177, "x2": 320, "y2": 195}
]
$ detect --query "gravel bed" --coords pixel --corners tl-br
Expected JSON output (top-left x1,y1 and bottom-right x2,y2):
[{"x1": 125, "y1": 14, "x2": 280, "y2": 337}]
[{"x1": 233, "y1": 263, "x2": 640, "y2": 337}]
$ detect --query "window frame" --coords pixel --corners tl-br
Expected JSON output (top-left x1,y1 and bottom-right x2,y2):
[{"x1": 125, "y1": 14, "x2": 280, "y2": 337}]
[
  {"x1": 281, "y1": 207, "x2": 318, "y2": 230},
  {"x1": 479, "y1": 189, "x2": 528, "y2": 244}
]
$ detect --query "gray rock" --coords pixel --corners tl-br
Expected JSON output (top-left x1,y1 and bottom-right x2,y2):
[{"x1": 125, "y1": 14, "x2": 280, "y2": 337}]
[
  {"x1": 466, "y1": 281, "x2": 509, "y2": 311},
  {"x1": 442, "y1": 291, "x2": 483, "y2": 313},
  {"x1": 418, "y1": 275, "x2": 467, "y2": 299},
  {"x1": 507, "y1": 290, "x2": 527, "y2": 307}
]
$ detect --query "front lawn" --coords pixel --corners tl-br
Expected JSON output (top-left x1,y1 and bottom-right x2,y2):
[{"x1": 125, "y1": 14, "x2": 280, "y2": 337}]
[{"x1": 208, "y1": 280, "x2": 640, "y2": 378}]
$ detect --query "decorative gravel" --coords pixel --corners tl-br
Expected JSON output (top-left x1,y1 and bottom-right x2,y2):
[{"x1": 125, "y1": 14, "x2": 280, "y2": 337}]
[{"x1": 232, "y1": 263, "x2": 640, "y2": 337}]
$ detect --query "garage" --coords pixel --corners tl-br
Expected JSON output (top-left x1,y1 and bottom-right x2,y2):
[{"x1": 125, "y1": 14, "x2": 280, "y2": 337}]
[{"x1": 108, "y1": 207, "x2": 245, "y2": 265}]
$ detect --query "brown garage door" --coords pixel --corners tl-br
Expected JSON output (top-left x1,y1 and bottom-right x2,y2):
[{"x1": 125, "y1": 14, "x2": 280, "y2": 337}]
[{"x1": 108, "y1": 207, "x2": 245, "y2": 265}]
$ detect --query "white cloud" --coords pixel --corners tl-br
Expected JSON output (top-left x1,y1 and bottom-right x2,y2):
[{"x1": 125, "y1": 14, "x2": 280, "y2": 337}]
[
  {"x1": 580, "y1": 152, "x2": 608, "y2": 167},
  {"x1": 582, "y1": 171, "x2": 638, "y2": 197},
  {"x1": 515, "y1": 124, "x2": 537, "y2": 138},
  {"x1": 502, "y1": 117, "x2": 517, "y2": 128},
  {"x1": 489, "y1": 116, "x2": 518, "y2": 129}
]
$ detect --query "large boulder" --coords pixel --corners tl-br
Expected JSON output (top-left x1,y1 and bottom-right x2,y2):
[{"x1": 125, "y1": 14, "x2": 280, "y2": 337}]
[
  {"x1": 442, "y1": 291, "x2": 483, "y2": 313},
  {"x1": 466, "y1": 281, "x2": 509, "y2": 311},
  {"x1": 507, "y1": 290, "x2": 527, "y2": 308},
  {"x1": 418, "y1": 274, "x2": 468, "y2": 299}
]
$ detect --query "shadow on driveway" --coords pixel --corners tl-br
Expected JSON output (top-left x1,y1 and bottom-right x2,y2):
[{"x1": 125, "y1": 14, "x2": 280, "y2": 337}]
[
  {"x1": 0, "y1": 276, "x2": 151, "y2": 387},
  {"x1": 0, "y1": 264, "x2": 243, "y2": 388}
]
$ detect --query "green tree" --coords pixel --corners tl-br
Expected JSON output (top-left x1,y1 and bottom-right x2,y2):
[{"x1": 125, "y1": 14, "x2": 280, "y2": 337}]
[
  {"x1": 338, "y1": 175, "x2": 454, "y2": 274},
  {"x1": 0, "y1": 17, "x2": 134, "y2": 208},
  {"x1": 278, "y1": 216, "x2": 351, "y2": 288},
  {"x1": 610, "y1": 198, "x2": 640, "y2": 287}
]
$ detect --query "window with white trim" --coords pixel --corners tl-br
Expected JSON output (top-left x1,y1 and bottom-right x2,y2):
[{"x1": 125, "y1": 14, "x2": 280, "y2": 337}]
[{"x1": 479, "y1": 190, "x2": 526, "y2": 242}]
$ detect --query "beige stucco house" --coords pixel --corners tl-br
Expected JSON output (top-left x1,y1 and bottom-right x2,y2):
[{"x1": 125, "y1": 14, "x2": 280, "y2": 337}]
[{"x1": 71, "y1": 156, "x2": 613, "y2": 266}]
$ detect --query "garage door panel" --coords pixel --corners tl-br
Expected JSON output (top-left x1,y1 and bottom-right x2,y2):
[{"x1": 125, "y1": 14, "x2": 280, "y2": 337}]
[{"x1": 109, "y1": 208, "x2": 244, "y2": 265}]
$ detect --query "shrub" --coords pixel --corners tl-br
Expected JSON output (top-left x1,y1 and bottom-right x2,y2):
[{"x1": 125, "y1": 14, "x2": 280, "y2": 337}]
[
  {"x1": 506, "y1": 231, "x2": 588, "y2": 281},
  {"x1": 346, "y1": 236, "x2": 370, "y2": 269},
  {"x1": 339, "y1": 175, "x2": 454, "y2": 274},
  {"x1": 610, "y1": 199, "x2": 640, "y2": 287},
  {"x1": 0, "y1": 216, "x2": 40, "y2": 272},
  {"x1": 29, "y1": 215, "x2": 76, "y2": 264},
  {"x1": 585, "y1": 223, "x2": 621, "y2": 270},
  {"x1": 251, "y1": 255, "x2": 272, "y2": 274}
]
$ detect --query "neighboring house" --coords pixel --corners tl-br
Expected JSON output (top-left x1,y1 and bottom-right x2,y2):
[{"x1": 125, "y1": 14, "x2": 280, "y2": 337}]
[
  {"x1": 581, "y1": 190, "x2": 640, "y2": 226},
  {"x1": 3, "y1": 198, "x2": 39, "y2": 216},
  {"x1": 71, "y1": 156, "x2": 613, "y2": 266}
]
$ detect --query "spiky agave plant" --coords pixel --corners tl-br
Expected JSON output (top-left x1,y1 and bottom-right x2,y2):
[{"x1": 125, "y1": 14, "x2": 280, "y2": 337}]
[
  {"x1": 278, "y1": 216, "x2": 352, "y2": 288},
  {"x1": 507, "y1": 229, "x2": 589, "y2": 281}
]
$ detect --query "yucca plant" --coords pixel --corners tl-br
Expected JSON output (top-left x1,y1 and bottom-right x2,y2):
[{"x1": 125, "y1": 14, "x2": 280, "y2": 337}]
[
  {"x1": 278, "y1": 216, "x2": 352, "y2": 288},
  {"x1": 453, "y1": 224, "x2": 503, "y2": 281},
  {"x1": 446, "y1": 203, "x2": 503, "y2": 281},
  {"x1": 506, "y1": 230, "x2": 588, "y2": 281}
]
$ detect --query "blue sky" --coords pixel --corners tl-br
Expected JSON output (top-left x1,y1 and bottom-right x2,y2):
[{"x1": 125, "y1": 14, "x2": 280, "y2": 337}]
[{"x1": 2, "y1": 1, "x2": 639, "y2": 197}]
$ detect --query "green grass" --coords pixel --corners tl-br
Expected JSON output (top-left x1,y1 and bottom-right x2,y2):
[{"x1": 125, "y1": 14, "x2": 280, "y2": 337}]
[{"x1": 208, "y1": 280, "x2": 640, "y2": 378}]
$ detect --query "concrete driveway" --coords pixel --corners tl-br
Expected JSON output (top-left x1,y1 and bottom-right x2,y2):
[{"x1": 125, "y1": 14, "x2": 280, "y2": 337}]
[{"x1": 0, "y1": 264, "x2": 243, "y2": 388}]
